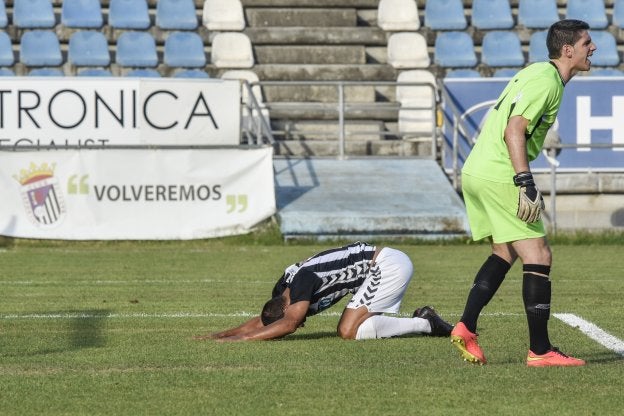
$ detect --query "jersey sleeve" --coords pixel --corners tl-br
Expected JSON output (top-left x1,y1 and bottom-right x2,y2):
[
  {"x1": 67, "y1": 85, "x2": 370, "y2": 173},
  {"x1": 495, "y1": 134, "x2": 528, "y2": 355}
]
[{"x1": 288, "y1": 269, "x2": 318, "y2": 304}]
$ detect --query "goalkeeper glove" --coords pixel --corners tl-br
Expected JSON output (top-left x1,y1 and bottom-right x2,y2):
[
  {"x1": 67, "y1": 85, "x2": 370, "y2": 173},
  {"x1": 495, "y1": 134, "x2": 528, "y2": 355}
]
[{"x1": 513, "y1": 171, "x2": 545, "y2": 223}]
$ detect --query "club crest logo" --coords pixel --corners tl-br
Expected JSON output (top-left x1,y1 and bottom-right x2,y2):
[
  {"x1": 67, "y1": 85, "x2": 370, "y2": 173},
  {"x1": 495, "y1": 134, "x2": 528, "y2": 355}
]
[{"x1": 13, "y1": 162, "x2": 66, "y2": 227}]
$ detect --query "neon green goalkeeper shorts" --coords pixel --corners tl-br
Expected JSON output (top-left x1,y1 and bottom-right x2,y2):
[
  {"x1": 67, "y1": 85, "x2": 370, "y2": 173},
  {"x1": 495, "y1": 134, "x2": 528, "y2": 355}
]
[{"x1": 462, "y1": 172, "x2": 545, "y2": 243}]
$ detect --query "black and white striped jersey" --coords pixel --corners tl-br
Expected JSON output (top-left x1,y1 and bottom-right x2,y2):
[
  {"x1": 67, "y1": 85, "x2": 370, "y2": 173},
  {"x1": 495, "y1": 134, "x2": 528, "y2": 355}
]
[{"x1": 271, "y1": 242, "x2": 377, "y2": 316}]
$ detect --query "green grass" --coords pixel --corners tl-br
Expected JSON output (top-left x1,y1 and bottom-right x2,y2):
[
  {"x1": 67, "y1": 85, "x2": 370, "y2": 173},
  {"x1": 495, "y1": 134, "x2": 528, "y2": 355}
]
[{"x1": 1, "y1": 236, "x2": 623, "y2": 415}]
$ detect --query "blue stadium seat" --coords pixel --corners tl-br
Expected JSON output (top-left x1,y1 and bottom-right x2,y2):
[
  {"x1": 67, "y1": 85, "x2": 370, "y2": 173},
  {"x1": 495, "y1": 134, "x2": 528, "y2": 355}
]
[
  {"x1": 164, "y1": 32, "x2": 206, "y2": 68},
  {"x1": 589, "y1": 68, "x2": 624, "y2": 77},
  {"x1": 424, "y1": 0, "x2": 466, "y2": 30},
  {"x1": 471, "y1": 0, "x2": 514, "y2": 30},
  {"x1": 528, "y1": 31, "x2": 549, "y2": 63},
  {"x1": 29, "y1": 68, "x2": 64, "y2": 76},
  {"x1": 127, "y1": 69, "x2": 161, "y2": 77},
  {"x1": 0, "y1": 68, "x2": 14, "y2": 76},
  {"x1": 566, "y1": 0, "x2": 608, "y2": 29},
  {"x1": 156, "y1": 0, "x2": 198, "y2": 30},
  {"x1": 173, "y1": 69, "x2": 210, "y2": 78},
  {"x1": 434, "y1": 32, "x2": 477, "y2": 68},
  {"x1": 13, "y1": 0, "x2": 56, "y2": 28},
  {"x1": 78, "y1": 68, "x2": 113, "y2": 76},
  {"x1": 109, "y1": 0, "x2": 150, "y2": 29},
  {"x1": 614, "y1": 0, "x2": 624, "y2": 29},
  {"x1": 518, "y1": 0, "x2": 559, "y2": 29},
  {"x1": 444, "y1": 69, "x2": 481, "y2": 78},
  {"x1": 68, "y1": 31, "x2": 110, "y2": 66},
  {"x1": 20, "y1": 30, "x2": 62, "y2": 66},
  {"x1": 0, "y1": 1, "x2": 7, "y2": 28},
  {"x1": 589, "y1": 31, "x2": 620, "y2": 67},
  {"x1": 0, "y1": 31, "x2": 13, "y2": 66},
  {"x1": 493, "y1": 68, "x2": 519, "y2": 78},
  {"x1": 481, "y1": 31, "x2": 524, "y2": 67},
  {"x1": 61, "y1": 0, "x2": 103, "y2": 28},
  {"x1": 116, "y1": 32, "x2": 158, "y2": 67}
]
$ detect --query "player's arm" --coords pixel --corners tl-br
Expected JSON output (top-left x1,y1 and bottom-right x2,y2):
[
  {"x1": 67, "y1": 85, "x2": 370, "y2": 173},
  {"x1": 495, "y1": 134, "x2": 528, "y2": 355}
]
[
  {"x1": 504, "y1": 115, "x2": 544, "y2": 223},
  {"x1": 194, "y1": 316, "x2": 264, "y2": 340},
  {"x1": 504, "y1": 115, "x2": 531, "y2": 173},
  {"x1": 218, "y1": 300, "x2": 309, "y2": 342}
]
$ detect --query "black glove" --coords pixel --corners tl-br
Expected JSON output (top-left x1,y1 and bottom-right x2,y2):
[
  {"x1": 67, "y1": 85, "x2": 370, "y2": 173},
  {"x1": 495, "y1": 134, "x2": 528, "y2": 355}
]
[{"x1": 513, "y1": 172, "x2": 545, "y2": 223}]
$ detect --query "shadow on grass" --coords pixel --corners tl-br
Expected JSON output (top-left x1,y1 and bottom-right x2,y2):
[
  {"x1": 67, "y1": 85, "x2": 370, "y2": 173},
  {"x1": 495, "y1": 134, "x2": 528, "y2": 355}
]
[
  {"x1": 285, "y1": 331, "x2": 337, "y2": 341},
  {"x1": 3, "y1": 309, "x2": 109, "y2": 357}
]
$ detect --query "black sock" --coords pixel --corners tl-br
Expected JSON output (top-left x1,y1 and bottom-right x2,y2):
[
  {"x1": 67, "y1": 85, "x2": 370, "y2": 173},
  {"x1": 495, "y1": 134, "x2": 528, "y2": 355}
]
[
  {"x1": 460, "y1": 254, "x2": 511, "y2": 333},
  {"x1": 523, "y1": 265, "x2": 552, "y2": 355}
]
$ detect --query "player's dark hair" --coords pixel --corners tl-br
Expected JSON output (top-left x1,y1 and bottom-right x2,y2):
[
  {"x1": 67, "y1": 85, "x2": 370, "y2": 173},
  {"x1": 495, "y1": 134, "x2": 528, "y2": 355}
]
[
  {"x1": 261, "y1": 295, "x2": 286, "y2": 326},
  {"x1": 547, "y1": 19, "x2": 590, "y2": 59}
]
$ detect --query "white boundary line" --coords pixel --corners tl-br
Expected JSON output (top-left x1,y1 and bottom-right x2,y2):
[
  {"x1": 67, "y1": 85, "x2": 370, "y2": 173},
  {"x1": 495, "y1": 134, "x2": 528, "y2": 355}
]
[
  {"x1": 554, "y1": 313, "x2": 624, "y2": 357},
  {"x1": 0, "y1": 311, "x2": 522, "y2": 320}
]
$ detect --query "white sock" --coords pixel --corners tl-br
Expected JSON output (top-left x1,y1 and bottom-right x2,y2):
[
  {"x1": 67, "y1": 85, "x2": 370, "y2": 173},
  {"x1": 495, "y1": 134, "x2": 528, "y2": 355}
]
[{"x1": 355, "y1": 315, "x2": 431, "y2": 340}]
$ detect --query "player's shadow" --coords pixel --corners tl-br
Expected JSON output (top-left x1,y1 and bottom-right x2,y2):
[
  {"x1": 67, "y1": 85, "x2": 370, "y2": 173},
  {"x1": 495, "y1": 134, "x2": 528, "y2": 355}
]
[
  {"x1": 286, "y1": 331, "x2": 337, "y2": 340},
  {"x1": 582, "y1": 351, "x2": 624, "y2": 364},
  {"x1": 3, "y1": 309, "x2": 109, "y2": 357}
]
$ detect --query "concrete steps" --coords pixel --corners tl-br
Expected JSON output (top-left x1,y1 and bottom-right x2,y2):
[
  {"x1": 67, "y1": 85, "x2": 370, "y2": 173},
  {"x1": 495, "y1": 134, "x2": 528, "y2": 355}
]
[{"x1": 274, "y1": 158, "x2": 469, "y2": 239}]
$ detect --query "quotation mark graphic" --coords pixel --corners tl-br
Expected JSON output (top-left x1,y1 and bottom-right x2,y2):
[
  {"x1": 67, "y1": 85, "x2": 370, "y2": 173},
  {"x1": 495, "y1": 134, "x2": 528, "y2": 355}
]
[
  {"x1": 226, "y1": 194, "x2": 248, "y2": 213},
  {"x1": 67, "y1": 174, "x2": 89, "y2": 195}
]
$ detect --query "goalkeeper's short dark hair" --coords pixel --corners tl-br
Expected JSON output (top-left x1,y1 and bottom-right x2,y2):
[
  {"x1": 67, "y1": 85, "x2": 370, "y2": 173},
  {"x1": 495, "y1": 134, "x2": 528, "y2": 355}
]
[{"x1": 261, "y1": 295, "x2": 286, "y2": 326}]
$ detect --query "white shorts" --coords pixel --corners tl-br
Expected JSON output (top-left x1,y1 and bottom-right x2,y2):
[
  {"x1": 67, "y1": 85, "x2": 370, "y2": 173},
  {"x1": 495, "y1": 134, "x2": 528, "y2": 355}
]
[{"x1": 346, "y1": 247, "x2": 414, "y2": 314}]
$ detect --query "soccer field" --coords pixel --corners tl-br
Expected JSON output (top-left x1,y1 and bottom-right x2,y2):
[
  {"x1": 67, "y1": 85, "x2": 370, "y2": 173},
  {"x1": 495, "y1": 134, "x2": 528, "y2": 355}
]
[{"x1": 1, "y1": 237, "x2": 623, "y2": 415}]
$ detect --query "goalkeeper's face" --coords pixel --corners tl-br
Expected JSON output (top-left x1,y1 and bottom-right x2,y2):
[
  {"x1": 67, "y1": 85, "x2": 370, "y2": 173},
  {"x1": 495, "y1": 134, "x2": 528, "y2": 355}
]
[{"x1": 570, "y1": 30, "x2": 596, "y2": 71}]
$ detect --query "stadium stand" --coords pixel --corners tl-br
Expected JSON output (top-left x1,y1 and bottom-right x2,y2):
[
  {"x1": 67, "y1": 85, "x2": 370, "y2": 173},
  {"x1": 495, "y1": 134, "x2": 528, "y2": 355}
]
[
  {"x1": 210, "y1": 32, "x2": 254, "y2": 68},
  {"x1": 471, "y1": 0, "x2": 514, "y2": 30},
  {"x1": 614, "y1": 0, "x2": 624, "y2": 29},
  {"x1": 396, "y1": 69, "x2": 437, "y2": 139},
  {"x1": 173, "y1": 69, "x2": 210, "y2": 78},
  {"x1": 590, "y1": 68, "x2": 624, "y2": 76},
  {"x1": 377, "y1": 0, "x2": 420, "y2": 31},
  {"x1": 0, "y1": 31, "x2": 13, "y2": 67},
  {"x1": 13, "y1": 0, "x2": 56, "y2": 28},
  {"x1": 19, "y1": 30, "x2": 62, "y2": 67},
  {"x1": 61, "y1": 0, "x2": 103, "y2": 28},
  {"x1": 29, "y1": 68, "x2": 64, "y2": 76},
  {"x1": 164, "y1": 32, "x2": 206, "y2": 68},
  {"x1": 518, "y1": 0, "x2": 559, "y2": 29},
  {"x1": 434, "y1": 31, "x2": 477, "y2": 68},
  {"x1": 444, "y1": 69, "x2": 481, "y2": 78},
  {"x1": 156, "y1": 0, "x2": 199, "y2": 30},
  {"x1": 109, "y1": 0, "x2": 151, "y2": 30},
  {"x1": 68, "y1": 31, "x2": 110, "y2": 67},
  {"x1": 528, "y1": 30, "x2": 549, "y2": 63},
  {"x1": 590, "y1": 31, "x2": 620, "y2": 67},
  {"x1": 481, "y1": 31, "x2": 524, "y2": 67},
  {"x1": 566, "y1": 0, "x2": 608, "y2": 29},
  {"x1": 77, "y1": 68, "x2": 113, "y2": 76},
  {"x1": 1, "y1": 0, "x2": 624, "y2": 157},
  {"x1": 493, "y1": 68, "x2": 520, "y2": 78},
  {"x1": 115, "y1": 32, "x2": 158, "y2": 67},
  {"x1": 424, "y1": 0, "x2": 467, "y2": 30},
  {"x1": 387, "y1": 32, "x2": 430, "y2": 69},
  {"x1": 221, "y1": 69, "x2": 265, "y2": 105},
  {"x1": 127, "y1": 68, "x2": 162, "y2": 77},
  {"x1": 0, "y1": 1, "x2": 7, "y2": 28},
  {"x1": 203, "y1": 0, "x2": 246, "y2": 31}
]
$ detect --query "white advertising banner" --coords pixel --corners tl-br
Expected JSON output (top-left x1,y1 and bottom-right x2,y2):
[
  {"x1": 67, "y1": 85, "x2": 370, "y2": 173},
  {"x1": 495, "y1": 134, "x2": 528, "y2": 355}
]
[
  {"x1": 0, "y1": 147, "x2": 275, "y2": 240},
  {"x1": 0, "y1": 78, "x2": 241, "y2": 147}
]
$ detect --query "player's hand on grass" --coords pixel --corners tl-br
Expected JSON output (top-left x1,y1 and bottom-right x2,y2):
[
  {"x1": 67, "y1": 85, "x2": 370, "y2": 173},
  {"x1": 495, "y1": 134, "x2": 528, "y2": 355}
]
[{"x1": 513, "y1": 171, "x2": 545, "y2": 223}]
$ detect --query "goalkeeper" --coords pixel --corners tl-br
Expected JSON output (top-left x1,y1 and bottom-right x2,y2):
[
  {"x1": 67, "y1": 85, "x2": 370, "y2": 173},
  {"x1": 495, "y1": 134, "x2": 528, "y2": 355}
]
[{"x1": 451, "y1": 19, "x2": 594, "y2": 367}]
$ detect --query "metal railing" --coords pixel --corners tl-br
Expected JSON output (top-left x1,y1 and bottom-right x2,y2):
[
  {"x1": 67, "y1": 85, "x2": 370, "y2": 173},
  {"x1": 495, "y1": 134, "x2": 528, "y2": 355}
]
[{"x1": 247, "y1": 80, "x2": 439, "y2": 160}]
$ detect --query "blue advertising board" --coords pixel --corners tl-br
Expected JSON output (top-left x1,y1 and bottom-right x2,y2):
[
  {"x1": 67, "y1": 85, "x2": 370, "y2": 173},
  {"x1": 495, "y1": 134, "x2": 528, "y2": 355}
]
[{"x1": 442, "y1": 77, "x2": 624, "y2": 171}]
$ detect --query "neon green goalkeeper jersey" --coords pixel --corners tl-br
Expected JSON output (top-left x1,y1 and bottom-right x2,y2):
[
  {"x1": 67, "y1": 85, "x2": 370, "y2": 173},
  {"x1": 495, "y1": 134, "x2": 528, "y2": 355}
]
[{"x1": 462, "y1": 62, "x2": 565, "y2": 184}]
